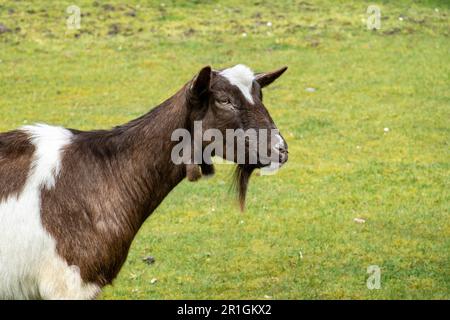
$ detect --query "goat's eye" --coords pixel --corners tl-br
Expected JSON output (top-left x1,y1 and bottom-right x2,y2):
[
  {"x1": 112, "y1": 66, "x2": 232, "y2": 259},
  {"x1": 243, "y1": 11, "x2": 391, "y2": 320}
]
[
  {"x1": 215, "y1": 97, "x2": 235, "y2": 112},
  {"x1": 217, "y1": 97, "x2": 231, "y2": 105}
]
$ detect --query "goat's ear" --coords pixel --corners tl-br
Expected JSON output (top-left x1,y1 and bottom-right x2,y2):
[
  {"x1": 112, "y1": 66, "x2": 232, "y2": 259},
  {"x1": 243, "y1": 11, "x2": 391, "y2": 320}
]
[
  {"x1": 191, "y1": 66, "x2": 212, "y2": 98},
  {"x1": 255, "y1": 66, "x2": 288, "y2": 88}
]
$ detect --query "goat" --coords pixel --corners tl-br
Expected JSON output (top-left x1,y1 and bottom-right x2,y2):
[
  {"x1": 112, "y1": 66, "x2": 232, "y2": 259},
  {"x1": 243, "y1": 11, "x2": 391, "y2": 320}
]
[{"x1": 0, "y1": 64, "x2": 288, "y2": 299}]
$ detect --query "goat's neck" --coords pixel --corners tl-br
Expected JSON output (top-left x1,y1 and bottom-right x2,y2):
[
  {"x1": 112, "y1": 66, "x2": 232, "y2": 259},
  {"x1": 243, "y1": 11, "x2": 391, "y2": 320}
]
[{"x1": 111, "y1": 88, "x2": 190, "y2": 230}]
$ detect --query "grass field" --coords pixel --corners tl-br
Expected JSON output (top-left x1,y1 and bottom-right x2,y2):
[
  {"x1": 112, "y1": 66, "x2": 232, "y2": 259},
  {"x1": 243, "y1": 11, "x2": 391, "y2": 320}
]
[{"x1": 0, "y1": 0, "x2": 449, "y2": 299}]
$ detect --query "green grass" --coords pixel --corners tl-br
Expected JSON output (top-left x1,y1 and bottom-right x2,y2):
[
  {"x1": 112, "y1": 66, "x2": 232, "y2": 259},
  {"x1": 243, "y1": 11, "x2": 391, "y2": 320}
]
[{"x1": 1, "y1": 0, "x2": 449, "y2": 299}]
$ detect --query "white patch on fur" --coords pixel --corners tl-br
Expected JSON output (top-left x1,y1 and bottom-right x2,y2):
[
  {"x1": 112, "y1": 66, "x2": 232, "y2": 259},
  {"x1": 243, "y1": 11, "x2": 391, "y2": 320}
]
[
  {"x1": 273, "y1": 134, "x2": 285, "y2": 151},
  {"x1": 23, "y1": 124, "x2": 72, "y2": 189},
  {"x1": 220, "y1": 64, "x2": 255, "y2": 104},
  {"x1": 260, "y1": 134, "x2": 285, "y2": 176},
  {"x1": 0, "y1": 124, "x2": 100, "y2": 299}
]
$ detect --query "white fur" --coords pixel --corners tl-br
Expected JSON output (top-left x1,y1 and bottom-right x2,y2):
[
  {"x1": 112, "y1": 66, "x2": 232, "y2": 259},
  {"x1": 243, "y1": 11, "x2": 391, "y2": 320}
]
[
  {"x1": 0, "y1": 124, "x2": 100, "y2": 299},
  {"x1": 220, "y1": 64, "x2": 255, "y2": 104},
  {"x1": 260, "y1": 134, "x2": 286, "y2": 176},
  {"x1": 273, "y1": 134, "x2": 285, "y2": 152}
]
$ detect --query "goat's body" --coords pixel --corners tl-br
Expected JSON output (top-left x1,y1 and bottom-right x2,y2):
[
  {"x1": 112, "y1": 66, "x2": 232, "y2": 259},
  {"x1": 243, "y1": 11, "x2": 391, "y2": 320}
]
[{"x1": 0, "y1": 93, "x2": 188, "y2": 299}]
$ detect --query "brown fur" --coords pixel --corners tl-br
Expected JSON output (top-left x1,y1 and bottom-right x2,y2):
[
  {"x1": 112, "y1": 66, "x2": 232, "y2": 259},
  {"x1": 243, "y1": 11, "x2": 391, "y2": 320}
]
[
  {"x1": 186, "y1": 164, "x2": 202, "y2": 181},
  {"x1": 0, "y1": 130, "x2": 35, "y2": 202}
]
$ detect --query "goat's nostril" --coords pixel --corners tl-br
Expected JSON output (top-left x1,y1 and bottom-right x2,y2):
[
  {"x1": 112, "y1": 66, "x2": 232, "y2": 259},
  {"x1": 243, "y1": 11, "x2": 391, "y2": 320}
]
[{"x1": 278, "y1": 146, "x2": 288, "y2": 153}]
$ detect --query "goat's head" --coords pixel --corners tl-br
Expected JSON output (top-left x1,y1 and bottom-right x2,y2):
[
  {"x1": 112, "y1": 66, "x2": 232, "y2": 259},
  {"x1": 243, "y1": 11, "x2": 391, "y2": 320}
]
[{"x1": 185, "y1": 64, "x2": 288, "y2": 209}]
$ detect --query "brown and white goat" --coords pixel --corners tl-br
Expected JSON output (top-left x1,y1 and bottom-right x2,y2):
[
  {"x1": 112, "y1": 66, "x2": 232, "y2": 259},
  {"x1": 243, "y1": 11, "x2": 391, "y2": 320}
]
[{"x1": 0, "y1": 64, "x2": 288, "y2": 299}]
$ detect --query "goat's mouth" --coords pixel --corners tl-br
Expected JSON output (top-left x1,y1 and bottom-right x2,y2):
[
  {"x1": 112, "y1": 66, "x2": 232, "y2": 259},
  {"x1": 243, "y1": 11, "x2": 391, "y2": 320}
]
[
  {"x1": 260, "y1": 160, "x2": 285, "y2": 172},
  {"x1": 252, "y1": 148, "x2": 289, "y2": 169},
  {"x1": 259, "y1": 149, "x2": 289, "y2": 167}
]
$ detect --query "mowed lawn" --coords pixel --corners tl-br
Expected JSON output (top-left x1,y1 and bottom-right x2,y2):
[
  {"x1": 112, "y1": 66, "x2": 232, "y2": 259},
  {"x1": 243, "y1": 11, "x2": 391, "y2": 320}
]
[{"x1": 0, "y1": 0, "x2": 449, "y2": 299}]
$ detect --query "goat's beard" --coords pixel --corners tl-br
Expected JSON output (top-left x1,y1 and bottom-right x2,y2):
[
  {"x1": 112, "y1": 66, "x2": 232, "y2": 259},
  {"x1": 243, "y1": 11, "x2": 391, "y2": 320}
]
[{"x1": 232, "y1": 164, "x2": 256, "y2": 211}]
